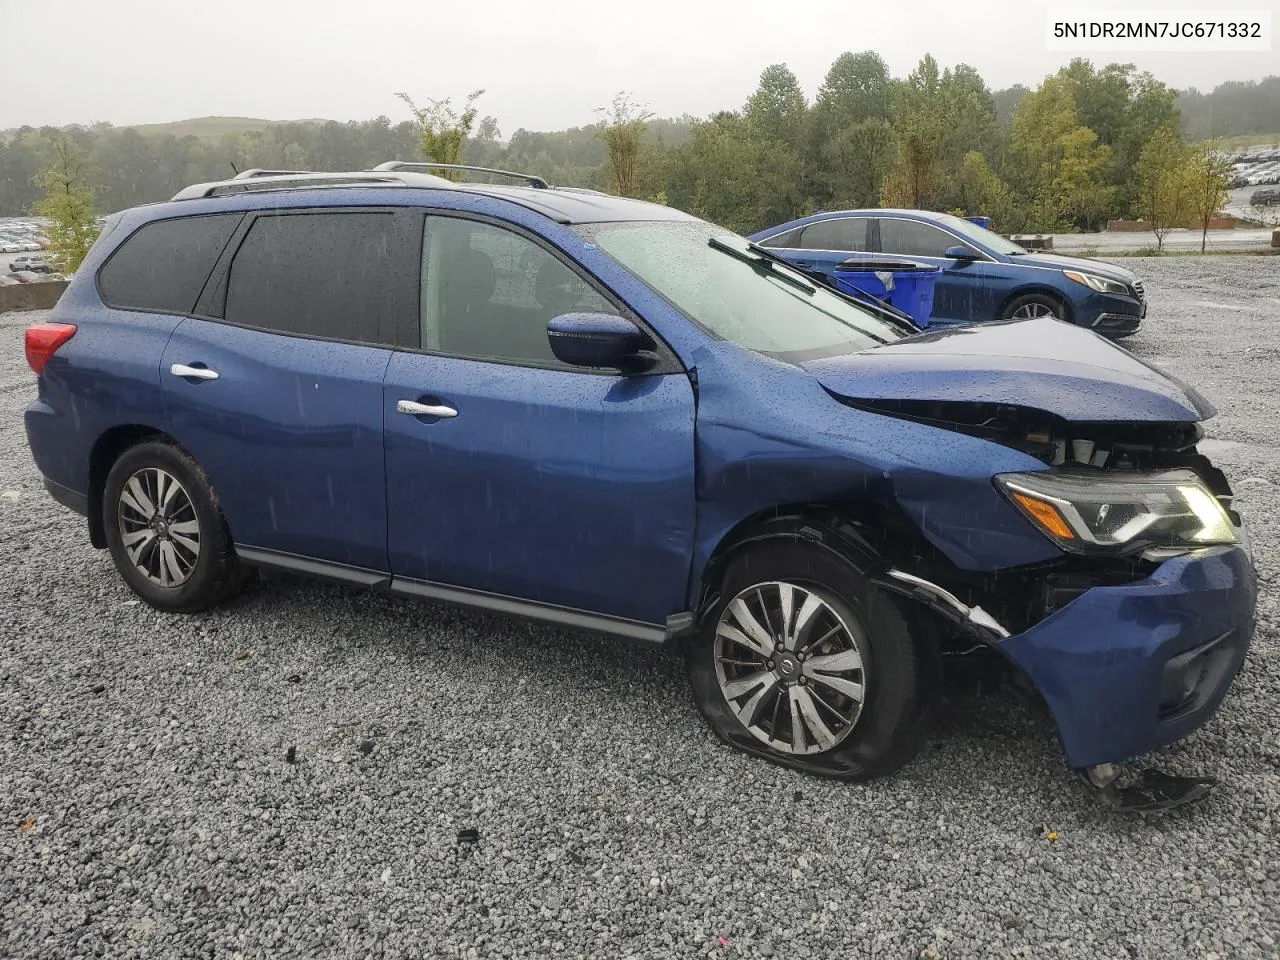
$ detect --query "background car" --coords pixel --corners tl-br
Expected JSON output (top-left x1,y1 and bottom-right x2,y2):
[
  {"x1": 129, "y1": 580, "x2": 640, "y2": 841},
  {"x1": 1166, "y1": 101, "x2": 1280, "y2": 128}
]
[
  {"x1": 8, "y1": 256, "x2": 50, "y2": 273},
  {"x1": 1251, "y1": 187, "x2": 1280, "y2": 206},
  {"x1": 749, "y1": 209, "x2": 1147, "y2": 337}
]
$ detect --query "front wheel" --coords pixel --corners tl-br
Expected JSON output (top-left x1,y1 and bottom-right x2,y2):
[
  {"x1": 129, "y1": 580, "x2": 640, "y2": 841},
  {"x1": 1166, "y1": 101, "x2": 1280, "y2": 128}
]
[
  {"x1": 102, "y1": 441, "x2": 246, "y2": 613},
  {"x1": 687, "y1": 541, "x2": 929, "y2": 780},
  {"x1": 1002, "y1": 293, "x2": 1066, "y2": 322}
]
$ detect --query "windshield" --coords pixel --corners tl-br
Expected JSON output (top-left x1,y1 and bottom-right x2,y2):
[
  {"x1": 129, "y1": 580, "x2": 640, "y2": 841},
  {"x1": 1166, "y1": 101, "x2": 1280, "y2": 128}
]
[
  {"x1": 575, "y1": 220, "x2": 909, "y2": 361},
  {"x1": 932, "y1": 213, "x2": 1027, "y2": 255}
]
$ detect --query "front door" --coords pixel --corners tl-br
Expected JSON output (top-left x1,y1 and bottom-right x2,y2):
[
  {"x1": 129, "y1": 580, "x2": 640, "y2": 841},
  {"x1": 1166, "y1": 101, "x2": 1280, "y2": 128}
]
[
  {"x1": 873, "y1": 217, "x2": 1005, "y2": 324},
  {"x1": 160, "y1": 208, "x2": 418, "y2": 571},
  {"x1": 383, "y1": 213, "x2": 697, "y2": 625}
]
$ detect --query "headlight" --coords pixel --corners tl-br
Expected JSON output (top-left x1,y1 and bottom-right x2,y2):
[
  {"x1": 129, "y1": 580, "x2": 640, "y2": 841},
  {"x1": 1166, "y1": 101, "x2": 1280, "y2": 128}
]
[
  {"x1": 1062, "y1": 270, "x2": 1130, "y2": 296},
  {"x1": 996, "y1": 469, "x2": 1237, "y2": 553}
]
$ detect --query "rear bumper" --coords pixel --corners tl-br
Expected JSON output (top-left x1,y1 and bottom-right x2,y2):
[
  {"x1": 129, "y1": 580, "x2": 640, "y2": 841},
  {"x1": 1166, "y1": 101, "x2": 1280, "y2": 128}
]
[
  {"x1": 43, "y1": 477, "x2": 88, "y2": 517},
  {"x1": 997, "y1": 546, "x2": 1256, "y2": 768}
]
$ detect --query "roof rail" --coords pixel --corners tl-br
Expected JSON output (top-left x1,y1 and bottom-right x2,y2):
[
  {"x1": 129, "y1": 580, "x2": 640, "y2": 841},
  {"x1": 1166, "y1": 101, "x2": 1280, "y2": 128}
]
[
  {"x1": 232, "y1": 168, "x2": 311, "y2": 179},
  {"x1": 170, "y1": 170, "x2": 453, "y2": 201},
  {"x1": 370, "y1": 161, "x2": 550, "y2": 189}
]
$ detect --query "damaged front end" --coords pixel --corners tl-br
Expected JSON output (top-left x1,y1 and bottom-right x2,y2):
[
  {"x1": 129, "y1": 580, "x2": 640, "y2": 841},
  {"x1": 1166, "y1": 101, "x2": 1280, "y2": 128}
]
[{"x1": 848, "y1": 398, "x2": 1257, "y2": 812}]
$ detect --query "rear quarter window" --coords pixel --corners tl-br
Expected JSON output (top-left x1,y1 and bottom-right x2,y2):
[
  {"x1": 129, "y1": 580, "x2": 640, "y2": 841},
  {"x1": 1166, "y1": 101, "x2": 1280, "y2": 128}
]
[{"x1": 97, "y1": 214, "x2": 242, "y2": 314}]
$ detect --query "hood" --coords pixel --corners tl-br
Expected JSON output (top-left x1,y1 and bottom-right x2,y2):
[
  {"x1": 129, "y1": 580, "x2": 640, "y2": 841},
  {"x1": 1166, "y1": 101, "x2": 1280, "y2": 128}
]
[
  {"x1": 801, "y1": 317, "x2": 1215, "y2": 423},
  {"x1": 1007, "y1": 252, "x2": 1136, "y2": 285}
]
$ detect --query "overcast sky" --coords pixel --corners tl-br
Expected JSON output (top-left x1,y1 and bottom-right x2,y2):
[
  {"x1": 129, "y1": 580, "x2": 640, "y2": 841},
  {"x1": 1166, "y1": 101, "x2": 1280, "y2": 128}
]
[{"x1": 2, "y1": 0, "x2": 1276, "y2": 133}]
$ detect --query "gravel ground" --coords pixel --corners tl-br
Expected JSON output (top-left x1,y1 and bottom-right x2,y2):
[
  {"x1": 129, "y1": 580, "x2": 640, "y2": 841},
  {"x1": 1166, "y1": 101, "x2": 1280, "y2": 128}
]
[{"x1": 1, "y1": 257, "x2": 1278, "y2": 960}]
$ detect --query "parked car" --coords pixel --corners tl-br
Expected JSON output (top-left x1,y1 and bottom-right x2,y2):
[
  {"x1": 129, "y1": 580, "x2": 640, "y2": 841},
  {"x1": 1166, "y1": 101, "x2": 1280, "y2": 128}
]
[
  {"x1": 748, "y1": 210, "x2": 1147, "y2": 337},
  {"x1": 9, "y1": 256, "x2": 50, "y2": 273},
  {"x1": 1251, "y1": 187, "x2": 1280, "y2": 206},
  {"x1": 10, "y1": 271, "x2": 42, "y2": 283},
  {"x1": 22, "y1": 166, "x2": 1255, "y2": 808},
  {"x1": 0, "y1": 243, "x2": 22, "y2": 254}
]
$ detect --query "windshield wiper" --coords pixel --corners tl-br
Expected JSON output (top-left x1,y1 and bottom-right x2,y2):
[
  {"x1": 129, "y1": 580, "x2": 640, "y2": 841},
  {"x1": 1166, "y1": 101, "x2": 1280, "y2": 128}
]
[{"x1": 707, "y1": 237, "x2": 816, "y2": 295}]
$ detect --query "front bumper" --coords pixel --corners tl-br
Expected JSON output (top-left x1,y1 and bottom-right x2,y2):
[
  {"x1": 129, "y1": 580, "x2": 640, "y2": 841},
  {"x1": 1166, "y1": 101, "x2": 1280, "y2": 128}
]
[
  {"x1": 997, "y1": 545, "x2": 1256, "y2": 769},
  {"x1": 1080, "y1": 291, "x2": 1145, "y2": 335}
]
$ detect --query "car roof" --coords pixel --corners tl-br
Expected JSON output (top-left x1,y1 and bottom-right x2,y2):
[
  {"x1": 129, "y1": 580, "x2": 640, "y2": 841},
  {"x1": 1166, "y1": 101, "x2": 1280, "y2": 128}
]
[
  {"x1": 751, "y1": 209, "x2": 959, "y2": 240},
  {"x1": 166, "y1": 167, "x2": 696, "y2": 226}
]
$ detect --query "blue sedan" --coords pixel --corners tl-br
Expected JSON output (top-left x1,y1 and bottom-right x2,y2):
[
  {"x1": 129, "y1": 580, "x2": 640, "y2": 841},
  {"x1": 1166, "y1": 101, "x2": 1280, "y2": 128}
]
[{"x1": 748, "y1": 209, "x2": 1148, "y2": 336}]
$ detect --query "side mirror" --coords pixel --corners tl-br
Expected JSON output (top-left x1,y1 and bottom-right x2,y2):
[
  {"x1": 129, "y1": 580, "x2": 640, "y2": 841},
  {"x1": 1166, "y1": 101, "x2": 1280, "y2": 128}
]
[
  {"x1": 547, "y1": 313, "x2": 652, "y2": 369},
  {"x1": 945, "y1": 245, "x2": 979, "y2": 260}
]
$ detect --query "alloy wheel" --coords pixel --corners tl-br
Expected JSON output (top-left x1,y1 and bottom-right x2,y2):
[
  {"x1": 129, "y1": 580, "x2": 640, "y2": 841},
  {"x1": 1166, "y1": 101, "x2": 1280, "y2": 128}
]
[
  {"x1": 1009, "y1": 301, "x2": 1060, "y2": 320},
  {"x1": 117, "y1": 467, "x2": 201, "y2": 587},
  {"x1": 714, "y1": 581, "x2": 868, "y2": 754}
]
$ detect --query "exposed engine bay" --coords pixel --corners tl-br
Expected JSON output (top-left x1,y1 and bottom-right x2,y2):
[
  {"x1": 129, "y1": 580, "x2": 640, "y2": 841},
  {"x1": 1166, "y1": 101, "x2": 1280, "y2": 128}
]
[{"x1": 843, "y1": 397, "x2": 1235, "y2": 502}]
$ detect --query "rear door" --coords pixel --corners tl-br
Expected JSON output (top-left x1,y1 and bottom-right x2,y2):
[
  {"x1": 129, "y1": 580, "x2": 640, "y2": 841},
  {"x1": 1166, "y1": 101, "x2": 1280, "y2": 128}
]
[
  {"x1": 159, "y1": 208, "x2": 418, "y2": 572},
  {"x1": 759, "y1": 217, "x2": 872, "y2": 279},
  {"x1": 383, "y1": 211, "x2": 696, "y2": 626}
]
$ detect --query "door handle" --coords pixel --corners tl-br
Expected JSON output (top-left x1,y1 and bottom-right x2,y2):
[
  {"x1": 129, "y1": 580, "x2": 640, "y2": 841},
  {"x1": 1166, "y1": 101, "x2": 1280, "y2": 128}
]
[
  {"x1": 169, "y1": 363, "x2": 219, "y2": 381},
  {"x1": 397, "y1": 399, "x2": 458, "y2": 418}
]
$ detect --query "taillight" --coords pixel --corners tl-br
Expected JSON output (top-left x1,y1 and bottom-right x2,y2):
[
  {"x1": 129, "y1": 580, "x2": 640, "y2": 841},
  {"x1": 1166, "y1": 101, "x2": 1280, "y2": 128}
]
[{"x1": 25, "y1": 323, "x2": 77, "y2": 375}]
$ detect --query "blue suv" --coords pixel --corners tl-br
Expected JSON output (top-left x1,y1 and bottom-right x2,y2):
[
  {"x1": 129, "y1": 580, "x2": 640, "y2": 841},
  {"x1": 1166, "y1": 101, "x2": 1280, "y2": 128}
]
[
  {"x1": 23, "y1": 165, "x2": 1254, "y2": 804},
  {"x1": 748, "y1": 210, "x2": 1147, "y2": 336}
]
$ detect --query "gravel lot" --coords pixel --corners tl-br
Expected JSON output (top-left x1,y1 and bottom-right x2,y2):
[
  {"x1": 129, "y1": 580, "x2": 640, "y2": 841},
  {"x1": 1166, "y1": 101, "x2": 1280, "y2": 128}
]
[{"x1": 2, "y1": 257, "x2": 1278, "y2": 960}]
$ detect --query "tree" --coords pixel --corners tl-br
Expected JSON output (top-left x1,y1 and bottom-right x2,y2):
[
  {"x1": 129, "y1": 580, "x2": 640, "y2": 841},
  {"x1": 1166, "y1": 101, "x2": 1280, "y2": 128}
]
[
  {"x1": 814, "y1": 51, "x2": 892, "y2": 129},
  {"x1": 745, "y1": 64, "x2": 806, "y2": 144},
  {"x1": 395, "y1": 89, "x2": 485, "y2": 173},
  {"x1": 1136, "y1": 125, "x2": 1192, "y2": 251},
  {"x1": 1010, "y1": 78, "x2": 1115, "y2": 230},
  {"x1": 1183, "y1": 141, "x2": 1233, "y2": 252},
  {"x1": 822, "y1": 118, "x2": 895, "y2": 208},
  {"x1": 595, "y1": 92, "x2": 653, "y2": 197},
  {"x1": 881, "y1": 114, "x2": 943, "y2": 208},
  {"x1": 953, "y1": 151, "x2": 1016, "y2": 227},
  {"x1": 35, "y1": 136, "x2": 100, "y2": 273}
]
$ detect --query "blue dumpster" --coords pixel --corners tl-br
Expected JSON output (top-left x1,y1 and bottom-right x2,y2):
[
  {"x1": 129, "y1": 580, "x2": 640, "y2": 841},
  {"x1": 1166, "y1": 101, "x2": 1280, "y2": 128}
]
[
  {"x1": 833, "y1": 257, "x2": 942, "y2": 327},
  {"x1": 966, "y1": 215, "x2": 993, "y2": 229}
]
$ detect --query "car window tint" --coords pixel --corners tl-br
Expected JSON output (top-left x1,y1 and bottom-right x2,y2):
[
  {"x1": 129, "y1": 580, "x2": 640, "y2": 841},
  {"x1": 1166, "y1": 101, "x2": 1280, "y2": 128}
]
[
  {"x1": 877, "y1": 219, "x2": 956, "y2": 258},
  {"x1": 98, "y1": 214, "x2": 241, "y2": 314},
  {"x1": 224, "y1": 212, "x2": 400, "y2": 343},
  {"x1": 799, "y1": 218, "x2": 869, "y2": 252},
  {"x1": 760, "y1": 226, "x2": 805, "y2": 249},
  {"x1": 421, "y1": 216, "x2": 613, "y2": 366}
]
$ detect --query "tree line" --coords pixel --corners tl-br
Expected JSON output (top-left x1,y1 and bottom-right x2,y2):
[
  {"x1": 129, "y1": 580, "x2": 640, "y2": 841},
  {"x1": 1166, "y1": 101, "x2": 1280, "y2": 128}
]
[{"x1": 2, "y1": 56, "x2": 1276, "y2": 237}]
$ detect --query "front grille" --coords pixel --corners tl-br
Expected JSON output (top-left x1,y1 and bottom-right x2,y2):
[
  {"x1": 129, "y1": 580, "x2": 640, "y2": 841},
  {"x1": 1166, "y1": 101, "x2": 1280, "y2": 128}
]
[{"x1": 1132, "y1": 279, "x2": 1145, "y2": 301}]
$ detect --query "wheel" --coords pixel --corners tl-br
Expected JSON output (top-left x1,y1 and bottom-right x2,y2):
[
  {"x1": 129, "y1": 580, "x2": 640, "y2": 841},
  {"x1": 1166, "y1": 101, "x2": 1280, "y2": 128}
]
[
  {"x1": 687, "y1": 541, "x2": 929, "y2": 780},
  {"x1": 1002, "y1": 293, "x2": 1066, "y2": 322},
  {"x1": 102, "y1": 440, "x2": 246, "y2": 612}
]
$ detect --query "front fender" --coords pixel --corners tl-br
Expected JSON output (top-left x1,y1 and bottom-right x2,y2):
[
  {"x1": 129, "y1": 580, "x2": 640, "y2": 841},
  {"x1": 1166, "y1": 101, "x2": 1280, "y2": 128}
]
[{"x1": 688, "y1": 343, "x2": 1060, "y2": 606}]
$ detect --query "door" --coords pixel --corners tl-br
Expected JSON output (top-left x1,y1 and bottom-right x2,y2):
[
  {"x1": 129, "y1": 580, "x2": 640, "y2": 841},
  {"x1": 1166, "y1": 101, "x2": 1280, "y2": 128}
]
[
  {"x1": 873, "y1": 217, "x2": 1004, "y2": 324},
  {"x1": 384, "y1": 213, "x2": 696, "y2": 625},
  {"x1": 160, "y1": 208, "x2": 418, "y2": 571},
  {"x1": 760, "y1": 217, "x2": 872, "y2": 279}
]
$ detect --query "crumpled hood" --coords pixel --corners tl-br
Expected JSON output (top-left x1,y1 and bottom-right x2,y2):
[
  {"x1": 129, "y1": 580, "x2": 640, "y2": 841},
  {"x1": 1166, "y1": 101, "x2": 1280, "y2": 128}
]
[
  {"x1": 1008, "y1": 252, "x2": 1137, "y2": 286},
  {"x1": 801, "y1": 317, "x2": 1215, "y2": 422}
]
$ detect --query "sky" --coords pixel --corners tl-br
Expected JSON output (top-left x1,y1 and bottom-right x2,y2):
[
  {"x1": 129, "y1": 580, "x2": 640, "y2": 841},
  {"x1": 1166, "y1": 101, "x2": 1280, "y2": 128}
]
[{"x1": 2, "y1": 0, "x2": 1276, "y2": 134}]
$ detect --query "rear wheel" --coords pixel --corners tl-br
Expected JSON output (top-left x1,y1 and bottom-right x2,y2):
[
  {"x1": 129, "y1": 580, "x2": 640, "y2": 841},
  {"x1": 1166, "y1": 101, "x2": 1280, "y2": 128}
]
[
  {"x1": 687, "y1": 541, "x2": 928, "y2": 780},
  {"x1": 1002, "y1": 292, "x2": 1066, "y2": 322},
  {"x1": 102, "y1": 441, "x2": 246, "y2": 612}
]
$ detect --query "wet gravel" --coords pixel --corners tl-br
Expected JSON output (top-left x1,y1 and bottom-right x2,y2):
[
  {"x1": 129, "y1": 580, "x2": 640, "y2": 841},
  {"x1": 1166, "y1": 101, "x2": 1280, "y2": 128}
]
[{"x1": 2, "y1": 256, "x2": 1278, "y2": 959}]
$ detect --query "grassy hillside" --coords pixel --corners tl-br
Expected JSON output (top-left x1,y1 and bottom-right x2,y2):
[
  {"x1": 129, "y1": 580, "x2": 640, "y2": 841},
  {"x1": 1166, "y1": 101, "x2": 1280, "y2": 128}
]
[
  {"x1": 125, "y1": 116, "x2": 329, "y2": 138},
  {"x1": 1205, "y1": 131, "x2": 1280, "y2": 150}
]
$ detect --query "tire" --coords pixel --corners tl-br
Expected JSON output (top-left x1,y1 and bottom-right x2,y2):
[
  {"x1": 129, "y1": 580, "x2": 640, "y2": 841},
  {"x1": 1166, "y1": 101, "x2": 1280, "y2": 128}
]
[
  {"x1": 102, "y1": 440, "x2": 246, "y2": 613},
  {"x1": 1002, "y1": 292, "x2": 1067, "y2": 323},
  {"x1": 687, "y1": 541, "x2": 929, "y2": 781}
]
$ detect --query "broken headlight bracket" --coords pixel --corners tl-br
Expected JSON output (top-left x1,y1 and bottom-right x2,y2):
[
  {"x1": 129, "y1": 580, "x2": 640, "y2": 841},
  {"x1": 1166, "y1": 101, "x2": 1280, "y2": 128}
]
[{"x1": 1080, "y1": 762, "x2": 1216, "y2": 813}]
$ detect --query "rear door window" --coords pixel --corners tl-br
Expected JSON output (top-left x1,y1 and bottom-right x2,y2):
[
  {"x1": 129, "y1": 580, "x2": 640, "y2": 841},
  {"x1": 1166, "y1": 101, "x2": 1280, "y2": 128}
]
[
  {"x1": 222, "y1": 211, "x2": 412, "y2": 345},
  {"x1": 798, "y1": 218, "x2": 869, "y2": 252},
  {"x1": 98, "y1": 214, "x2": 242, "y2": 314}
]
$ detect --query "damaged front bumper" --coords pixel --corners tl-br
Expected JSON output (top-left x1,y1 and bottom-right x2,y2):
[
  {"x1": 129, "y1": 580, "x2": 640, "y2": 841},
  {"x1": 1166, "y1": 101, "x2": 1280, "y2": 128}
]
[
  {"x1": 883, "y1": 544, "x2": 1256, "y2": 770},
  {"x1": 975, "y1": 546, "x2": 1254, "y2": 768}
]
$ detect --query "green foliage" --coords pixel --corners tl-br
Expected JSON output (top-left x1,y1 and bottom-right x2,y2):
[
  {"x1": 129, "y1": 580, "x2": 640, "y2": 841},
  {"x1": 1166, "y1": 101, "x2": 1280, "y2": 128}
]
[
  {"x1": 1182, "y1": 141, "x2": 1234, "y2": 251},
  {"x1": 1010, "y1": 78, "x2": 1115, "y2": 231},
  {"x1": 745, "y1": 65, "x2": 807, "y2": 144},
  {"x1": 1136, "y1": 124, "x2": 1192, "y2": 250},
  {"x1": 34, "y1": 137, "x2": 100, "y2": 273},
  {"x1": 395, "y1": 90, "x2": 485, "y2": 172},
  {"x1": 596, "y1": 93, "x2": 654, "y2": 197}
]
